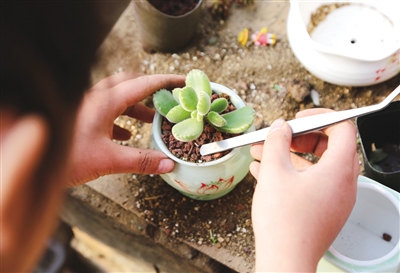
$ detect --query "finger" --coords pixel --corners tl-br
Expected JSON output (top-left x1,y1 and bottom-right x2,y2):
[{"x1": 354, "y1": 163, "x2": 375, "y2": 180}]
[
  {"x1": 289, "y1": 152, "x2": 314, "y2": 171},
  {"x1": 109, "y1": 143, "x2": 175, "y2": 175},
  {"x1": 91, "y1": 72, "x2": 142, "y2": 90},
  {"x1": 319, "y1": 119, "x2": 358, "y2": 170},
  {"x1": 249, "y1": 161, "x2": 260, "y2": 180},
  {"x1": 313, "y1": 121, "x2": 359, "y2": 205},
  {"x1": 261, "y1": 119, "x2": 293, "y2": 170},
  {"x1": 291, "y1": 131, "x2": 328, "y2": 157},
  {"x1": 295, "y1": 108, "x2": 334, "y2": 118},
  {"x1": 112, "y1": 124, "x2": 131, "y2": 141},
  {"x1": 291, "y1": 108, "x2": 335, "y2": 157},
  {"x1": 122, "y1": 103, "x2": 155, "y2": 123},
  {"x1": 250, "y1": 143, "x2": 264, "y2": 161},
  {"x1": 113, "y1": 74, "x2": 186, "y2": 107}
]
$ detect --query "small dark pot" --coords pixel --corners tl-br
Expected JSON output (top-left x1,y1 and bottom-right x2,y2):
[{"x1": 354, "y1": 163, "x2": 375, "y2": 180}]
[
  {"x1": 356, "y1": 100, "x2": 400, "y2": 192},
  {"x1": 133, "y1": 0, "x2": 202, "y2": 53}
]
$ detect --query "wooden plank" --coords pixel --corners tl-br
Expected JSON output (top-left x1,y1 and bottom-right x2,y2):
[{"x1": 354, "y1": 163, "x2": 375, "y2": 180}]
[
  {"x1": 86, "y1": 175, "x2": 252, "y2": 272},
  {"x1": 62, "y1": 185, "x2": 237, "y2": 273}
]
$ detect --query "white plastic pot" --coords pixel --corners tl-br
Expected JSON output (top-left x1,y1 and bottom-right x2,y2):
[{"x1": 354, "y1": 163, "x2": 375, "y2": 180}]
[
  {"x1": 287, "y1": 0, "x2": 400, "y2": 86},
  {"x1": 325, "y1": 175, "x2": 400, "y2": 272},
  {"x1": 150, "y1": 82, "x2": 255, "y2": 201}
]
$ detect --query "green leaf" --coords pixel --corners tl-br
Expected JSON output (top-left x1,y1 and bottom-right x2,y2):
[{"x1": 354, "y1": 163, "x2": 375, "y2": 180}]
[
  {"x1": 153, "y1": 89, "x2": 179, "y2": 117},
  {"x1": 172, "y1": 88, "x2": 181, "y2": 102},
  {"x1": 191, "y1": 110, "x2": 198, "y2": 119},
  {"x1": 185, "y1": 69, "x2": 212, "y2": 97},
  {"x1": 179, "y1": 86, "x2": 198, "y2": 112},
  {"x1": 196, "y1": 111, "x2": 204, "y2": 122},
  {"x1": 218, "y1": 106, "x2": 255, "y2": 134},
  {"x1": 207, "y1": 111, "x2": 227, "y2": 127},
  {"x1": 172, "y1": 118, "x2": 204, "y2": 142},
  {"x1": 210, "y1": 98, "x2": 228, "y2": 113},
  {"x1": 166, "y1": 105, "x2": 191, "y2": 123},
  {"x1": 197, "y1": 91, "x2": 211, "y2": 116}
]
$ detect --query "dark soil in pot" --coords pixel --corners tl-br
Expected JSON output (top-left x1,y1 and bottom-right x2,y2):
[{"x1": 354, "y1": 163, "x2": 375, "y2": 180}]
[
  {"x1": 357, "y1": 100, "x2": 400, "y2": 192},
  {"x1": 369, "y1": 143, "x2": 400, "y2": 173},
  {"x1": 148, "y1": 0, "x2": 200, "y2": 16}
]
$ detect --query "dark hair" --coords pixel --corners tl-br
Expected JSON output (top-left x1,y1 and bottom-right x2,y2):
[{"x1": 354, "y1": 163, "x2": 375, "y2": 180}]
[{"x1": 1, "y1": 2, "x2": 105, "y2": 192}]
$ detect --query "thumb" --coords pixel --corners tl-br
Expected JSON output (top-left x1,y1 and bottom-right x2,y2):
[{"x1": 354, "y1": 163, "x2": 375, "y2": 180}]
[
  {"x1": 261, "y1": 119, "x2": 293, "y2": 169},
  {"x1": 111, "y1": 144, "x2": 175, "y2": 175}
]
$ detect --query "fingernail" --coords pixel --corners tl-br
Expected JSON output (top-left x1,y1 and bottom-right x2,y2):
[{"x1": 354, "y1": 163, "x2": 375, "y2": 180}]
[
  {"x1": 269, "y1": 119, "x2": 286, "y2": 133},
  {"x1": 157, "y1": 159, "x2": 174, "y2": 173}
]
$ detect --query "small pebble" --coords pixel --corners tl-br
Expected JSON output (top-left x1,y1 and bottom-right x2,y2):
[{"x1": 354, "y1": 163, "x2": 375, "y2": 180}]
[
  {"x1": 310, "y1": 89, "x2": 320, "y2": 106},
  {"x1": 285, "y1": 79, "x2": 311, "y2": 102},
  {"x1": 383, "y1": 233, "x2": 392, "y2": 242}
]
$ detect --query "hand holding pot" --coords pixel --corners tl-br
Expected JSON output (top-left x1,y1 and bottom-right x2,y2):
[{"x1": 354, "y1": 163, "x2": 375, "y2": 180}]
[
  {"x1": 66, "y1": 72, "x2": 185, "y2": 187},
  {"x1": 249, "y1": 108, "x2": 359, "y2": 272}
]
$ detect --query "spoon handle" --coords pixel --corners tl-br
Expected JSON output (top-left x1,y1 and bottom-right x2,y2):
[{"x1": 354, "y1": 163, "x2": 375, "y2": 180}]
[{"x1": 200, "y1": 85, "x2": 400, "y2": 156}]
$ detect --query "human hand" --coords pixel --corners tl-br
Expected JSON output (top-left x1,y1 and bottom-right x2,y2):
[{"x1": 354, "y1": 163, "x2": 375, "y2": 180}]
[
  {"x1": 66, "y1": 72, "x2": 185, "y2": 187},
  {"x1": 249, "y1": 108, "x2": 359, "y2": 272}
]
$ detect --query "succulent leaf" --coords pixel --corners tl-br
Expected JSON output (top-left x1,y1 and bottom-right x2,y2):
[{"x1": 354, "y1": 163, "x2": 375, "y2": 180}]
[
  {"x1": 179, "y1": 86, "x2": 198, "y2": 112},
  {"x1": 191, "y1": 110, "x2": 198, "y2": 119},
  {"x1": 185, "y1": 69, "x2": 212, "y2": 97},
  {"x1": 196, "y1": 111, "x2": 204, "y2": 122},
  {"x1": 172, "y1": 118, "x2": 204, "y2": 142},
  {"x1": 153, "y1": 89, "x2": 179, "y2": 117},
  {"x1": 166, "y1": 105, "x2": 191, "y2": 123},
  {"x1": 210, "y1": 98, "x2": 228, "y2": 113},
  {"x1": 154, "y1": 69, "x2": 256, "y2": 143},
  {"x1": 197, "y1": 91, "x2": 211, "y2": 116},
  {"x1": 217, "y1": 106, "x2": 255, "y2": 134},
  {"x1": 172, "y1": 88, "x2": 181, "y2": 102},
  {"x1": 207, "y1": 111, "x2": 227, "y2": 127}
]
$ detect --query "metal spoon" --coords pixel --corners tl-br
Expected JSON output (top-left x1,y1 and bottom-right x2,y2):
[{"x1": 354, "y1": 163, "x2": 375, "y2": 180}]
[{"x1": 200, "y1": 85, "x2": 400, "y2": 156}]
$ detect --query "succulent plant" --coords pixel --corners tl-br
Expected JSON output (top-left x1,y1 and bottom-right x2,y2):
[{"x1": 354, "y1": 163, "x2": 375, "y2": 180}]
[{"x1": 153, "y1": 69, "x2": 255, "y2": 142}]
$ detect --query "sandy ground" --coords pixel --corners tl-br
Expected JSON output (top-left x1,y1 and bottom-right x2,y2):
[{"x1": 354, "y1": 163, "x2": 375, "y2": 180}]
[{"x1": 77, "y1": 1, "x2": 400, "y2": 271}]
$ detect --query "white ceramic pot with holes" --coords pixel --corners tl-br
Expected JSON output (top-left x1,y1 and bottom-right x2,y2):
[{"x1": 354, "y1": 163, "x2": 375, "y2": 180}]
[
  {"x1": 150, "y1": 82, "x2": 255, "y2": 201},
  {"x1": 287, "y1": 0, "x2": 400, "y2": 86},
  {"x1": 324, "y1": 175, "x2": 400, "y2": 272}
]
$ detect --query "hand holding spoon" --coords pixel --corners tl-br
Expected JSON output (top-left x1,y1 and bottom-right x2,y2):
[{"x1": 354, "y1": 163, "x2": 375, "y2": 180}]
[{"x1": 200, "y1": 85, "x2": 400, "y2": 156}]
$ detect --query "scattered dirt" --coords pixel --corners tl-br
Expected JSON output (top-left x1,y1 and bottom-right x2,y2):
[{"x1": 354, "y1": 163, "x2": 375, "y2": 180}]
[
  {"x1": 95, "y1": 2, "x2": 400, "y2": 270},
  {"x1": 285, "y1": 79, "x2": 311, "y2": 102},
  {"x1": 124, "y1": 172, "x2": 256, "y2": 264},
  {"x1": 307, "y1": 3, "x2": 350, "y2": 34}
]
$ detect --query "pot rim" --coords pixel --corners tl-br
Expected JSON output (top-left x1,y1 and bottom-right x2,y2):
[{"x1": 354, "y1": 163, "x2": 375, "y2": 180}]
[
  {"x1": 137, "y1": 0, "x2": 203, "y2": 19},
  {"x1": 152, "y1": 82, "x2": 252, "y2": 167},
  {"x1": 288, "y1": 0, "x2": 400, "y2": 62}
]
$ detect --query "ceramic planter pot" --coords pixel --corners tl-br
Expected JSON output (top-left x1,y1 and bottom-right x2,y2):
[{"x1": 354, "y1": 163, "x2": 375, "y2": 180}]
[
  {"x1": 150, "y1": 82, "x2": 255, "y2": 200},
  {"x1": 133, "y1": 0, "x2": 202, "y2": 53},
  {"x1": 287, "y1": 0, "x2": 400, "y2": 86},
  {"x1": 356, "y1": 100, "x2": 400, "y2": 193},
  {"x1": 325, "y1": 176, "x2": 400, "y2": 272}
]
